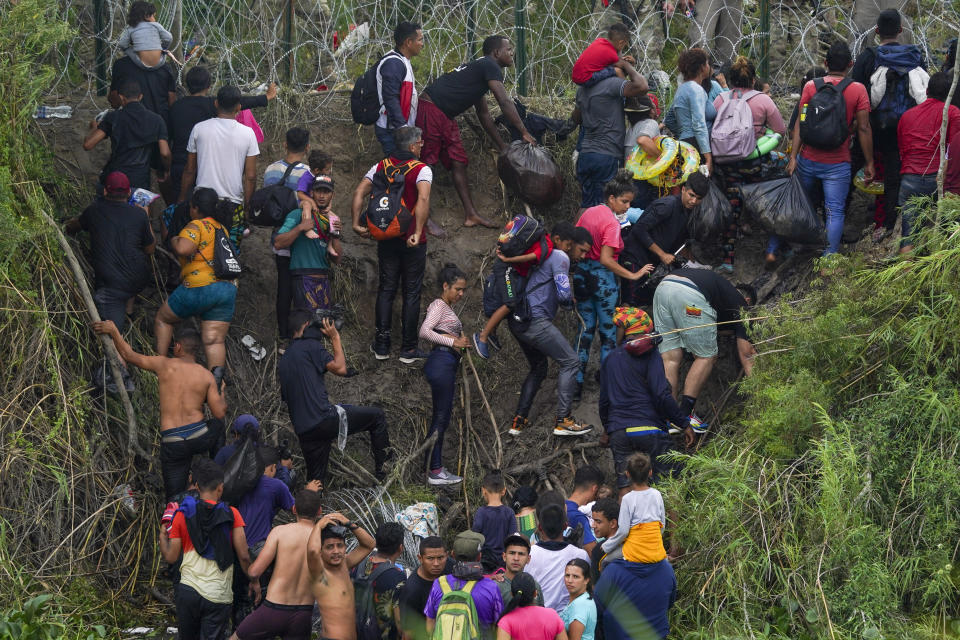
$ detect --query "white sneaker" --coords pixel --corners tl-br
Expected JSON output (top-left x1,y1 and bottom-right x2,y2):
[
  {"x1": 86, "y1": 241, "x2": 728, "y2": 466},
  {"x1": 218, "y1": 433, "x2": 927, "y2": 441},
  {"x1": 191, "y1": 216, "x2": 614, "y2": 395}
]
[{"x1": 427, "y1": 468, "x2": 463, "y2": 486}]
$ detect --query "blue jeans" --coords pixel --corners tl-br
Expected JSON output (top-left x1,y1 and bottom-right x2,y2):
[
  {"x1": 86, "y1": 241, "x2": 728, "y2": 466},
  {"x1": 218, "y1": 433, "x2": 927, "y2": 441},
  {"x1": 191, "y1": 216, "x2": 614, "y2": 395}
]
[
  {"x1": 511, "y1": 318, "x2": 580, "y2": 419},
  {"x1": 423, "y1": 349, "x2": 459, "y2": 471},
  {"x1": 574, "y1": 260, "x2": 619, "y2": 383},
  {"x1": 767, "y1": 157, "x2": 850, "y2": 255},
  {"x1": 576, "y1": 152, "x2": 620, "y2": 208},
  {"x1": 898, "y1": 173, "x2": 938, "y2": 247},
  {"x1": 375, "y1": 125, "x2": 397, "y2": 156}
]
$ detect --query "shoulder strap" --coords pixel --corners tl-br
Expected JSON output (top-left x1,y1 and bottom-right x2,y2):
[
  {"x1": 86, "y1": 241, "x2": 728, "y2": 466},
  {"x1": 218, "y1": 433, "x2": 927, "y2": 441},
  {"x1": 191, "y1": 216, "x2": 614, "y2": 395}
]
[
  {"x1": 836, "y1": 78, "x2": 853, "y2": 94},
  {"x1": 439, "y1": 576, "x2": 452, "y2": 595},
  {"x1": 279, "y1": 161, "x2": 297, "y2": 185},
  {"x1": 740, "y1": 89, "x2": 760, "y2": 101},
  {"x1": 813, "y1": 78, "x2": 825, "y2": 91},
  {"x1": 461, "y1": 580, "x2": 476, "y2": 594},
  {"x1": 367, "y1": 561, "x2": 395, "y2": 585}
]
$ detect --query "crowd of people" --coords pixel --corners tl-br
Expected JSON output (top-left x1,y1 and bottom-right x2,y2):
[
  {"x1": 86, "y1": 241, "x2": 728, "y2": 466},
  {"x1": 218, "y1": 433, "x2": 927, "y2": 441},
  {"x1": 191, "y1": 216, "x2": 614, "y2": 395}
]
[{"x1": 64, "y1": 3, "x2": 960, "y2": 638}]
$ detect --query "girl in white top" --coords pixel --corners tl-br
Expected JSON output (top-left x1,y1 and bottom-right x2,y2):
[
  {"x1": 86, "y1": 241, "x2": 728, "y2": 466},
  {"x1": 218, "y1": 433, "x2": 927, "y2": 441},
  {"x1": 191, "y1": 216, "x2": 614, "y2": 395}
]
[
  {"x1": 600, "y1": 452, "x2": 667, "y2": 564},
  {"x1": 118, "y1": 1, "x2": 173, "y2": 70},
  {"x1": 419, "y1": 263, "x2": 471, "y2": 486}
]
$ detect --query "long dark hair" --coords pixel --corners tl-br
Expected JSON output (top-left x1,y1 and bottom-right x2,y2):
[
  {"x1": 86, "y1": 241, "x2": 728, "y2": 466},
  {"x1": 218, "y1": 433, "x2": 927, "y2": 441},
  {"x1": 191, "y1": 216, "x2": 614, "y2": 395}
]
[
  {"x1": 501, "y1": 572, "x2": 538, "y2": 617},
  {"x1": 438, "y1": 263, "x2": 466, "y2": 288},
  {"x1": 565, "y1": 558, "x2": 593, "y2": 599}
]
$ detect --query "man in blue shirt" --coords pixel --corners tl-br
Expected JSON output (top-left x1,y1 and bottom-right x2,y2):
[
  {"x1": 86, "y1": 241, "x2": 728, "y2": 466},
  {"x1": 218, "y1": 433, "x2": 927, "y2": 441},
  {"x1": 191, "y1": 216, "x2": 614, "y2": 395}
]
[
  {"x1": 505, "y1": 222, "x2": 594, "y2": 438},
  {"x1": 595, "y1": 558, "x2": 677, "y2": 640},
  {"x1": 565, "y1": 465, "x2": 604, "y2": 555}
]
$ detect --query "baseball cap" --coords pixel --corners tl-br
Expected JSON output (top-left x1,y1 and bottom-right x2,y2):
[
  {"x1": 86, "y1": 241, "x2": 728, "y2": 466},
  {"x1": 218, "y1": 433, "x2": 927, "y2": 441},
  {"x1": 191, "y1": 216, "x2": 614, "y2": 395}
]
[
  {"x1": 310, "y1": 174, "x2": 335, "y2": 191},
  {"x1": 104, "y1": 171, "x2": 131, "y2": 195},
  {"x1": 452, "y1": 530, "x2": 484, "y2": 560},
  {"x1": 231, "y1": 414, "x2": 261, "y2": 434},
  {"x1": 623, "y1": 94, "x2": 655, "y2": 114}
]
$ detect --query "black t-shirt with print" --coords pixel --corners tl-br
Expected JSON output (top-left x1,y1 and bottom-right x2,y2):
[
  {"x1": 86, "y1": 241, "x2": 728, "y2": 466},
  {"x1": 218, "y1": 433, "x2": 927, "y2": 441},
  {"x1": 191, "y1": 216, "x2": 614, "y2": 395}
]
[
  {"x1": 425, "y1": 57, "x2": 504, "y2": 118},
  {"x1": 98, "y1": 101, "x2": 168, "y2": 189}
]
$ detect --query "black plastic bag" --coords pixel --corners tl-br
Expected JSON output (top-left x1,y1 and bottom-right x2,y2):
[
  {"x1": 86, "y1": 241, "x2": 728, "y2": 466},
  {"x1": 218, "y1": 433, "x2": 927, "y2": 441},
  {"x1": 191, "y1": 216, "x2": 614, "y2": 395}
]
[
  {"x1": 688, "y1": 179, "x2": 733, "y2": 241},
  {"x1": 741, "y1": 174, "x2": 824, "y2": 243},
  {"x1": 497, "y1": 141, "x2": 564, "y2": 207},
  {"x1": 222, "y1": 428, "x2": 263, "y2": 504}
]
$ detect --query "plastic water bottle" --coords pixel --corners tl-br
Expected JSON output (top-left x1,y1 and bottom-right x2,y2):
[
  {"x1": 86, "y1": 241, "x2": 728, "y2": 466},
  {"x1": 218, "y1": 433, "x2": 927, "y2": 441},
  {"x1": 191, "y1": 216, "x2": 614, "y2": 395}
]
[{"x1": 33, "y1": 105, "x2": 73, "y2": 119}]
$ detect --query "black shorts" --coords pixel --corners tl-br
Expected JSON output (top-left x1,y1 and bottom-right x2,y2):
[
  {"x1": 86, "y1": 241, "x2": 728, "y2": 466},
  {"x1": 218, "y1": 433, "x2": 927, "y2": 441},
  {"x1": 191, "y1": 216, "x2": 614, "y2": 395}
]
[
  {"x1": 235, "y1": 600, "x2": 313, "y2": 640},
  {"x1": 608, "y1": 428, "x2": 679, "y2": 488}
]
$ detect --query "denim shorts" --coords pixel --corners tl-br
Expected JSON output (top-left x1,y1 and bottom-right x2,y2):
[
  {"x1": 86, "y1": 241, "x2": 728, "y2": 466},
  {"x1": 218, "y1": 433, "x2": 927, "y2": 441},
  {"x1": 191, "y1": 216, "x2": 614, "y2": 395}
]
[{"x1": 167, "y1": 280, "x2": 237, "y2": 322}]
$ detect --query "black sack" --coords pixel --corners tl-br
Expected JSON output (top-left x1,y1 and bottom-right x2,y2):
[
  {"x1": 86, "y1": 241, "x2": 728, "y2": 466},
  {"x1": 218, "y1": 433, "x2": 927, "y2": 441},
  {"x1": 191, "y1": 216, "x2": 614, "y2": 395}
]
[
  {"x1": 211, "y1": 225, "x2": 242, "y2": 280},
  {"x1": 248, "y1": 163, "x2": 300, "y2": 227},
  {"x1": 497, "y1": 141, "x2": 564, "y2": 207},
  {"x1": 689, "y1": 179, "x2": 733, "y2": 241},
  {"x1": 741, "y1": 174, "x2": 824, "y2": 243},
  {"x1": 221, "y1": 428, "x2": 263, "y2": 505}
]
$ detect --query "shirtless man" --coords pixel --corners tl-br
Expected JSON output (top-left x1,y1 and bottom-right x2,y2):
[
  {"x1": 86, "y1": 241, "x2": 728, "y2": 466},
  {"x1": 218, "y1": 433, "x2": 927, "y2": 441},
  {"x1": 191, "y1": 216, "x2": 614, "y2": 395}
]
[
  {"x1": 306, "y1": 512, "x2": 375, "y2": 640},
  {"x1": 230, "y1": 487, "x2": 324, "y2": 640},
  {"x1": 93, "y1": 320, "x2": 226, "y2": 499}
]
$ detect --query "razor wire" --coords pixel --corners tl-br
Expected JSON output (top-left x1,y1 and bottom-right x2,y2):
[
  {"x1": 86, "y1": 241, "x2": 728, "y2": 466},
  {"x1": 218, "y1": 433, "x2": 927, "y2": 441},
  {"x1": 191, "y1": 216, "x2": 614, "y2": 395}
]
[{"x1": 44, "y1": 0, "x2": 960, "y2": 124}]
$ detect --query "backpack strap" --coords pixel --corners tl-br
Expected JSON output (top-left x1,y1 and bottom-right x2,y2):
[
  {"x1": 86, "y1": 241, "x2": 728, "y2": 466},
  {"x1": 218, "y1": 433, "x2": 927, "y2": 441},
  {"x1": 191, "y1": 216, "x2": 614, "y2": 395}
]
[
  {"x1": 813, "y1": 77, "x2": 826, "y2": 91},
  {"x1": 461, "y1": 580, "x2": 476, "y2": 595},
  {"x1": 439, "y1": 576, "x2": 452, "y2": 595},
  {"x1": 279, "y1": 161, "x2": 297, "y2": 186},
  {"x1": 835, "y1": 78, "x2": 853, "y2": 95}
]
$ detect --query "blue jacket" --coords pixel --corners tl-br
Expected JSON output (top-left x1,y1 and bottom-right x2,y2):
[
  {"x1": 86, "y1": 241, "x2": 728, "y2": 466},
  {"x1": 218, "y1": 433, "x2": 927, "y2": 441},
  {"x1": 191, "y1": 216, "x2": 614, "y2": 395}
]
[
  {"x1": 595, "y1": 559, "x2": 677, "y2": 640},
  {"x1": 598, "y1": 345, "x2": 689, "y2": 433},
  {"x1": 665, "y1": 80, "x2": 713, "y2": 153}
]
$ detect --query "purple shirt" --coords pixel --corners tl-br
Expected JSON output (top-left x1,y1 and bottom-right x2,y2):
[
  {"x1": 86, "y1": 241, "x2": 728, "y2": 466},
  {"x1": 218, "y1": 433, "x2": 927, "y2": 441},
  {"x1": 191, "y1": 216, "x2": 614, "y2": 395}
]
[
  {"x1": 424, "y1": 575, "x2": 503, "y2": 627},
  {"x1": 237, "y1": 475, "x2": 295, "y2": 546},
  {"x1": 296, "y1": 170, "x2": 316, "y2": 194},
  {"x1": 472, "y1": 505, "x2": 517, "y2": 555}
]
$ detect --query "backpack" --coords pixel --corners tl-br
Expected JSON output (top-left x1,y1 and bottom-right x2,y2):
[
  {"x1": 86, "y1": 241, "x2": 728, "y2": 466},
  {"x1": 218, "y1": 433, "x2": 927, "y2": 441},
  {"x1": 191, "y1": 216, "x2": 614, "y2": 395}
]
[
  {"x1": 221, "y1": 427, "x2": 263, "y2": 504},
  {"x1": 210, "y1": 224, "x2": 242, "y2": 280},
  {"x1": 248, "y1": 163, "x2": 301, "y2": 227},
  {"x1": 353, "y1": 559, "x2": 398, "y2": 640},
  {"x1": 869, "y1": 44, "x2": 929, "y2": 131},
  {"x1": 431, "y1": 577, "x2": 481, "y2": 640},
  {"x1": 498, "y1": 214, "x2": 545, "y2": 257},
  {"x1": 711, "y1": 89, "x2": 761, "y2": 163},
  {"x1": 362, "y1": 158, "x2": 424, "y2": 241},
  {"x1": 798, "y1": 78, "x2": 853, "y2": 150},
  {"x1": 351, "y1": 52, "x2": 402, "y2": 125}
]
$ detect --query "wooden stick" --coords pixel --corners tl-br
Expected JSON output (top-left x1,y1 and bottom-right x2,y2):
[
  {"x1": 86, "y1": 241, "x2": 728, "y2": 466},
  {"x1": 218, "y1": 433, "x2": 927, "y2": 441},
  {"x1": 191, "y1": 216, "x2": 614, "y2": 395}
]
[
  {"x1": 463, "y1": 352, "x2": 503, "y2": 468},
  {"x1": 504, "y1": 441, "x2": 600, "y2": 476},
  {"x1": 381, "y1": 432, "x2": 438, "y2": 494},
  {"x1": 39, "y1": 210, "x2": 148, "y2": 460}
]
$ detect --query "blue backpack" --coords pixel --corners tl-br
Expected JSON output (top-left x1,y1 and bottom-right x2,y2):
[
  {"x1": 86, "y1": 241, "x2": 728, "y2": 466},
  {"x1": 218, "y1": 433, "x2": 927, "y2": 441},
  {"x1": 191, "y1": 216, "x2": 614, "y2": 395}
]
[{"x1": 870, "y1": 44, "x2": 928, "y2": 130}]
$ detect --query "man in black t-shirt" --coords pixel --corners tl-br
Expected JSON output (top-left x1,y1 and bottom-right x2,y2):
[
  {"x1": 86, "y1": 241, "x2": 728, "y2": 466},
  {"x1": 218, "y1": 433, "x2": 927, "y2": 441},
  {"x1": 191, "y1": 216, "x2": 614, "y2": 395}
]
[
  {"x1": 277, "y1": 311, "x2": 392, "y2": 485},
  {"x1": 66, "y1": 171, "x2": 156, "y2": 330},
  {"x1": 652, "y1": 269, "x2": 757, "y2": 431},
  {"x1": 397, "y1": 537, "x2": 447, "y2": 640},
  {"x1": 109, "y1": 55, "x2": 177, "y2": 124},
  {"x1": 84, "y1": 80, "x2": 171, "y2": 191},
  {"x1": 67, "y1": 171, "x2": 156, "y2": 392},
  {"x1": 415, "y1": 34, "x2": 535, "y2": 228}
]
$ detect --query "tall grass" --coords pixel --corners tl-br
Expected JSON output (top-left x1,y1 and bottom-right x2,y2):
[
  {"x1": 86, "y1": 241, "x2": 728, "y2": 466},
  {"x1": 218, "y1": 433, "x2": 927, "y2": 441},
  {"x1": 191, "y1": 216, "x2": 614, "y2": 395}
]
[{"x1": 663, "y1": 197, "x2": 960, "y2": 639}]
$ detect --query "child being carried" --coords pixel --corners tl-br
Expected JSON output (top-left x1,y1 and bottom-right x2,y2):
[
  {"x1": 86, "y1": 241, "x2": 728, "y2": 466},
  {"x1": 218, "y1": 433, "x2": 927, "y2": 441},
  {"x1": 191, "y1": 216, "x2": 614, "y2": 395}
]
[
  {"x1": 117, "y1": 1, "x2": 173, "y2": 70},
  {"x1": 601, "y1": 452, "x2": 667, "y2": 564}
]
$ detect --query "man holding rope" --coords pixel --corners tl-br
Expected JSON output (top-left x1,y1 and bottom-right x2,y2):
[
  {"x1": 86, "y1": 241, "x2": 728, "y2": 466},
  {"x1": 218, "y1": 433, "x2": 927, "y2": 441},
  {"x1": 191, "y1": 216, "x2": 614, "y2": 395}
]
[{"x1": 652, "y1": 269, "x2": 756, "y2": 434}]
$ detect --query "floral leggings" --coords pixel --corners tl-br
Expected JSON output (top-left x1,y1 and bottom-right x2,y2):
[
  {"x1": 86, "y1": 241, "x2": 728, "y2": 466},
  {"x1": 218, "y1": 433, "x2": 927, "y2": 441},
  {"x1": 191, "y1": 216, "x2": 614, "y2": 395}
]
[
  {"x1": 716, "y1": 153, "x2": 787, "y2": 266},
  {"x1": 573, "y1": 259, "x2": 619, "y2": 384}
]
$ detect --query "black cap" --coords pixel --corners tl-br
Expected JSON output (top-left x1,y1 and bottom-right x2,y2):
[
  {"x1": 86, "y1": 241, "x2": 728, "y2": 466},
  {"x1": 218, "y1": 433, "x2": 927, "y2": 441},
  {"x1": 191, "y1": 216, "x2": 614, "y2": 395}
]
[{"x1": 310, "y1": 174, "x2": 335, "y2": 191}]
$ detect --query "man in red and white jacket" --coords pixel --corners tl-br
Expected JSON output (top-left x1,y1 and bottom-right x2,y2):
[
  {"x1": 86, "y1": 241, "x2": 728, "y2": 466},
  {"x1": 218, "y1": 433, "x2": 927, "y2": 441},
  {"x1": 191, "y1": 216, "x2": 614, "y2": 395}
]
[{"x1": 375, "y1": 21, "x2": 424, "y2": 156}]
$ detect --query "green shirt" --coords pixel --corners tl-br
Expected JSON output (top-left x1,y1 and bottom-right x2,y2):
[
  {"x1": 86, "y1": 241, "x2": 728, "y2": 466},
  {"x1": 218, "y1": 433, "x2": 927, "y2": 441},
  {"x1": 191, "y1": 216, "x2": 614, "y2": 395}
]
[{"x1": 277, "y1": 208, "x2": 330, "y2": 273}]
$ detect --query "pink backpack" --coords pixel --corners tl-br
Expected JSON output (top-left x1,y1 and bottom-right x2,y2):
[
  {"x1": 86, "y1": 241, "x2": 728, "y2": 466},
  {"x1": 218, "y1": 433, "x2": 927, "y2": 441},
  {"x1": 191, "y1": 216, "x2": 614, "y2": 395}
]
[
  {"x1": 236, "y1": 109, "x2": 264, "y2": 143},
  {"x1": 710, "y1": 89, "x2": 759, "y2": 164}
]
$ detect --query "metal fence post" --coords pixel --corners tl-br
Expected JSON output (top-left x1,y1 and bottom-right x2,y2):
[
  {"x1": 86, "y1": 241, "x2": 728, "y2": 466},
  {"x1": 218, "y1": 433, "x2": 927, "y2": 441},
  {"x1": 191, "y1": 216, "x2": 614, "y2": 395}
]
[
  {"x1": 283, "y1": 0, "x2": 294, "y2": 81},
  {"x1": 515, "y1": 0, "x2": 527, "y2": 95},
  {"x1": 466, "y1": 0, "x2": 477, "y2": 59},
  {"x1": 94, "y1": 0, "x2": 107, "y2": 96},
  {"x1": 758, "y1": 0, "x2": 770, "y2": 81}
]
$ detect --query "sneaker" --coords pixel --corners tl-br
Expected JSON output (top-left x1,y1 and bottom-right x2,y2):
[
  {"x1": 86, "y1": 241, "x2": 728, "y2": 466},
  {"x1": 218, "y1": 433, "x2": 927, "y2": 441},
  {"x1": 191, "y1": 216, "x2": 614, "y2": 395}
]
[
  {"x1": 472, "y1": 333, "x2": 490, "y2": 360},
  {"x1": 370, "y1": 343, "x2": 390, "y2": 360},
  {"x1": 427, "y1": 468, "x2": 463, "y2": 486},
  {"x1": 398, "y1": 348, "x2": 429, "y2": 365},
  {"x1": 507, "y1": 415, "x2": 529, "y2": 436},
  {"x1": 553, "y1": 416, "x2": 592, "y2": 437},
  {"x1": 487, "y1": 333, "x2": 502, "y2": 352},
  {"x1": 667, "y1": 425, "x2": 681, "y2": 435},
  {"x1": 689, "y1": 413, "x2": 709, "y2": 434}
]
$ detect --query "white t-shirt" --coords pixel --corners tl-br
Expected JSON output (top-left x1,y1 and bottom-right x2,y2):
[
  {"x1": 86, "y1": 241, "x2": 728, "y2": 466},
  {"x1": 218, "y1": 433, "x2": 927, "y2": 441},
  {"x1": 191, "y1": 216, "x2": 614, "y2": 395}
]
[
  {"x1": 363, "y1": 163, "x2": 433, "y2": 184},
  {"x1": 526, "y1": 542, "x2": 590, "y2": 611},
  {"x1": 624, "y1": 118, "x2": 660, "y2": 161},
  {"x1": 187, "y1": 117, "x2": 259, "y2": 203}
]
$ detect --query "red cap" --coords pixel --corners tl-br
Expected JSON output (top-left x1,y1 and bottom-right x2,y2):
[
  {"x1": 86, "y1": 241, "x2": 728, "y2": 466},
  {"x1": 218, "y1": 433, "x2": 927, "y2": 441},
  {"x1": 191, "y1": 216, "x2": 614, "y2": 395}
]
[{"x1": 104, "y1": 171, "x2": 131, "y2": 194}]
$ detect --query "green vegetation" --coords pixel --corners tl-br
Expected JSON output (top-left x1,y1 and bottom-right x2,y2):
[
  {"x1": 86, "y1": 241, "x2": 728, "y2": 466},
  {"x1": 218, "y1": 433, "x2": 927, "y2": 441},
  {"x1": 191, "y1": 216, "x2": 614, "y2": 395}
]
[{"x1": 665, "y1": 200, "x2": 960, "y2": 638}]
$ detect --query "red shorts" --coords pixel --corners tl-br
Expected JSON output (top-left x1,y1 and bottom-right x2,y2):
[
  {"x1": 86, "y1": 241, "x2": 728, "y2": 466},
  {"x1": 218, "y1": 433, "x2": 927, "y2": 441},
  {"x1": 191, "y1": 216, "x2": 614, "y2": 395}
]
[{"x1": 415, "y1": 99, "x2": 469, "y2": 169}]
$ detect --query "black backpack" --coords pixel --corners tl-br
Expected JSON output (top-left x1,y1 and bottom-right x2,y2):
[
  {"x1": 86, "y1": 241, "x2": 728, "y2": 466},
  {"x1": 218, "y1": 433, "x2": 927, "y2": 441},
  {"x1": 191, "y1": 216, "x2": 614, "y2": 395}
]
[
  {"x1": 221, "y1": 427, "x2": 263, "y2": 504},
  {"x1": 248, "y1": 163, "x2": 301, "y2": 227},
  {"x1": 211, "y1": 223, "x2": 242, "y2": 280},
  {"x1": 799, "y1": 78, "x2": 853, "y2": 150},
  {"x1": 350, "y1": 52, "x2": 401, "y2": 125},
  {"x1": 352, "y1": 558, "x2": 398, "y2": 640}
]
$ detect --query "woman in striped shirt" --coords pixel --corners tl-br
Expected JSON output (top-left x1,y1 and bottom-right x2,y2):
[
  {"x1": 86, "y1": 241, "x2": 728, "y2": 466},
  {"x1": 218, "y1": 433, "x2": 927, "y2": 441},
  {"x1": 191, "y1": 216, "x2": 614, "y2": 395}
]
[{"x1": 419, "y1": 263, "x2": 470, "y2": 486}]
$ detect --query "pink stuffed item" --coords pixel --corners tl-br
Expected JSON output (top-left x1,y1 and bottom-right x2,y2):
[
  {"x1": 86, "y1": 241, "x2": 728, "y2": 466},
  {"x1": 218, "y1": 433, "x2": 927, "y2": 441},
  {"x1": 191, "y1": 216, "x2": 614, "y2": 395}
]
[{"x1": 236, "y1": 109, "x2": 264, "y2": 143}]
